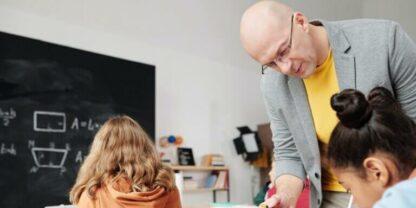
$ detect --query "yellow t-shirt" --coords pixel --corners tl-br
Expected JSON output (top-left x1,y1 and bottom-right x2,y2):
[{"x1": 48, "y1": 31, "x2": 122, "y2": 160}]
[{"x1": 303, "y1": 51, "x2": 346, "y2": 192}]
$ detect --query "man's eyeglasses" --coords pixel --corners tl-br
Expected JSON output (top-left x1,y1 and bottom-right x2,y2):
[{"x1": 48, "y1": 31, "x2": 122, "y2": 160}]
[{"x1": 261, "y1": 14, "x2": 294, "y2": 74}]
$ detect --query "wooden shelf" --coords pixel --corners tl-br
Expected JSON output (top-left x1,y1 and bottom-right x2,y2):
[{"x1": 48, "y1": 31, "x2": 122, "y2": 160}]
[
  {"x1": 170, "y1": 165, "x2": 228, "y2": 171},
  {"x1": 170, "y1": 165, "x2": 230, "y2": 203},
  {"x1": 184, "y1": 188, "x2": 229, "y2": 192}
]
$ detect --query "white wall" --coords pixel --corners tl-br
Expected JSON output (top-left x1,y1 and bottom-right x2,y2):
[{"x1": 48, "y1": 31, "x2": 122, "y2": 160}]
[
  {"x1": 2, "y1": 0, "x2": 415, "y2": 206},
  {"x1": 282, "y1": 0, "x2": 416, "y2": 40},
  {"x1": 362, "y1": 0, "x2": 416, "y2": 40},
  {"x1": 279, "y1": 0, "x2": 362, "y2": 21}
]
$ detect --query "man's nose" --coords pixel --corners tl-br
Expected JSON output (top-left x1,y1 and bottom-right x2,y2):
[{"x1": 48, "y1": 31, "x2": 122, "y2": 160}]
[{"x1": 278, "y1": 61, "x2": 292, "y2": 75}]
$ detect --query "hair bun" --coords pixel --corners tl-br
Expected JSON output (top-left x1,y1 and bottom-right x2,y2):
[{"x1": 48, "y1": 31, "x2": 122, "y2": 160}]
[
  {"x1": 331, "y1": 89, "x2": 372, "y2": 129},
  {"x1": 367, "y1": 87, "x2": 397, "y2": 109}
]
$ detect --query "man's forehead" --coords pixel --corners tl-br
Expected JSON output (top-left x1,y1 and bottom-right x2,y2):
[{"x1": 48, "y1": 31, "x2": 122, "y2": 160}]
[
  {"x1": 241, "y1": 13, "x2": 291, "y2": 62},
  {"x1": 255, "y1": 29, "x2": 289, "y2": 64}
]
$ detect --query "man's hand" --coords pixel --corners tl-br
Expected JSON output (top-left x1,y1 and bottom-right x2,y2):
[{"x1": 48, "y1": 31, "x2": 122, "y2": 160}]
[{"x1": 260, "y1": 175, "x2": 304, "y2": 208}]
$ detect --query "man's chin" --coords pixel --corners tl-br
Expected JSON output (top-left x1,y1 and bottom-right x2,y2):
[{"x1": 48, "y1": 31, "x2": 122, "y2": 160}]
[
  {"x1": 294, "y1": 72, "x2": 309, "y2": 79},
  {"x1": 298, "y1": 68, "x2": 315, "y2": 79}
]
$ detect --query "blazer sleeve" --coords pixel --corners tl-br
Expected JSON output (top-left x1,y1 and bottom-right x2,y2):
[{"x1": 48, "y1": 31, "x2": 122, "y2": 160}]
[
  {"x1": 388, "y1": 21, "x2": 416, "y2": 121},
  {"x1": 261, "y1": 75, "x2": 306, "y2": 181}
]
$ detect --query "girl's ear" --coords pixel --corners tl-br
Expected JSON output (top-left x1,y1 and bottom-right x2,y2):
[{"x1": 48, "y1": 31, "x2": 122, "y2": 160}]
[{"x1": 363, "y1": 157, "x2": 389, "y2": 188}]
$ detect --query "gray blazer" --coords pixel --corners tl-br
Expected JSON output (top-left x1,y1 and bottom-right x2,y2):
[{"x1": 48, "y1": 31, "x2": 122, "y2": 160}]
[{"x1": 261, "y1": 19, "x2": 416, "y2": 208}]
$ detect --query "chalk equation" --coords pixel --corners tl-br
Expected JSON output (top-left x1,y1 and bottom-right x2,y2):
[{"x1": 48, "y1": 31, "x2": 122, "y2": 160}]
[
  {"x1": 29, "y1": 141, "x2": 69, "y2": 174},
  {"x1": 33, "y1": 111, "x2": 102, "y2": 133},
  {"x1": 75, "y1": 150, "x2": 86, "y2": 163},
  {"x1": 0, "y1": 142, "x2": 16, "y2": 156},
  {"x1": 33, "y1": 111, "x2": 66, "y2": 133},
  {"x1": 0, "y1": 108, "x2": 16, "y2": 126},
  {"x1": 71, "y1": 117, "x2": 101, "y2": 131}
]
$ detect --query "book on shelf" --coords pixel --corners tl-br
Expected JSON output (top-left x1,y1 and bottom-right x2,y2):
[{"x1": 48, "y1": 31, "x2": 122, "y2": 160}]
[
  {"x1": 205, "y1": 174, "x2": 218, "y2": 188},
  {"x1": 214, "y1": 171, "x2": 228, "y2": 189},
  {"x1": 201, "y1": 154, "x2": 225, "y2": 167},
  {"x1": 211, "y1": 161, "x2": 225, "y2": 166}
]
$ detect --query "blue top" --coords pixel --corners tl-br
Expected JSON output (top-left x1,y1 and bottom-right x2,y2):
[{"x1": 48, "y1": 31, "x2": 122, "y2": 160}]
[{"x1": 373, "y1": 178, "x2": 416, "y2": 208}]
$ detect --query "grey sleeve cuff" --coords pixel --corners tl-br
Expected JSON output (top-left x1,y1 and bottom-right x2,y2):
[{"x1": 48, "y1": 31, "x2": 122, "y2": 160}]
[{"x1": 275, "y1": 159, "x2": 306, "y2": 181}]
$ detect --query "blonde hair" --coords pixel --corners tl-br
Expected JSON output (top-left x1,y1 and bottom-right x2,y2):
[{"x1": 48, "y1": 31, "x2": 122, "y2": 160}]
[{"x1": 69, "y1": 115, "x2": 175, "y2": 204}]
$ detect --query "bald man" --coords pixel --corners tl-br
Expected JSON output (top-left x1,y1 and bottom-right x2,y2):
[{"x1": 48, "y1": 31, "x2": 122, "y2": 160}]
[{"x1": 240, "y1": 1, "x2": 416, "y2": 208}]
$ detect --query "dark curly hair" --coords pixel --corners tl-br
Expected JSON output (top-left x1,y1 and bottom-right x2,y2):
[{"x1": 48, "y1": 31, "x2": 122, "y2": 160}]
[{"x1": 328, "y1": 87, "x2": 416, "y2": 178}]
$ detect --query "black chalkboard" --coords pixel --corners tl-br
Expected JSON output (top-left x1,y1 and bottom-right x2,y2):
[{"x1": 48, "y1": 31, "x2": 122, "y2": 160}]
[{"x1": 0, "y1": 31, "x2": 155, "y2": 208}]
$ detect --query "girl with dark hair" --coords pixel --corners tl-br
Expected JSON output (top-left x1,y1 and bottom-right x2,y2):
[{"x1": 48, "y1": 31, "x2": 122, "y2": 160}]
[{"x1": 328, "y1": 87, "x2": 416, "y2": 208}]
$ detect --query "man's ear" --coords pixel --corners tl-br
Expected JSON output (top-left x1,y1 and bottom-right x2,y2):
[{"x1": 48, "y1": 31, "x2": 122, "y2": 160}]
[
  {"x1": 363, "y1": 157, "x2": 389, "y2": 187},
  {"x1": 293, "y1": 12, "x2": 309, "y2": 32}
]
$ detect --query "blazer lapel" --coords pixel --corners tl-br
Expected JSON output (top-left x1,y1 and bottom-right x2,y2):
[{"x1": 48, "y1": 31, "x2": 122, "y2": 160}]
[
  {"x1": 321, "y1": 20, "x2": 357, "y2": 90},
  {"x1": 333, "y1": 52, "x2": 356, "y2": 90}
]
